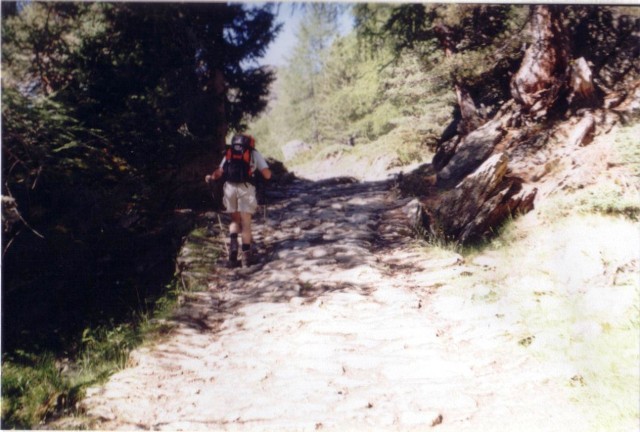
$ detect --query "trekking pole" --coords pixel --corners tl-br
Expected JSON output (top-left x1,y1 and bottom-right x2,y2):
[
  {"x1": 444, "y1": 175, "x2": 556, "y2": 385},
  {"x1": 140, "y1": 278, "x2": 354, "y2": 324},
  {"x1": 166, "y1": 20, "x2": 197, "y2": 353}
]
[
  {"x1": 262, "y1": 182, "x2": 268, "y2": 224},
  {"x1": 257, "y1": 173, "x2": 267, "y2": 225}
]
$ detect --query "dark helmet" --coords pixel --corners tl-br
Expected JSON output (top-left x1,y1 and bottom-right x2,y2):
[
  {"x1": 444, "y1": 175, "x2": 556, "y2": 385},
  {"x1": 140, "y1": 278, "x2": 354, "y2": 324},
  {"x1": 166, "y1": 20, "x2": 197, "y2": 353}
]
[{"x1": 231, "y1": 134, "x2": 255, "y2": 149}]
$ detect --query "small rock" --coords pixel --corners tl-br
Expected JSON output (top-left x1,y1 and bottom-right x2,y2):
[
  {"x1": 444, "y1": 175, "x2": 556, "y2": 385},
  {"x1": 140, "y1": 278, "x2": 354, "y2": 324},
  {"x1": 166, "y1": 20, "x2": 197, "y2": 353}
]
[
  {"x1": 292, "y1": 241, "x2": 311, "y2": 250},
  {"x1": 87, "y1": 406, "x2": 116, "y2": 422},
  {"x1": 423, "y1": 255, "x2": 464, "y2": 269},
  {"x1": 399, "y1": 410, "x2": 442, "y2": 427},
  {"x1": 322, "y1": 233, "x2": 342, "y2": 242},
  {"x1": 402, "y1": 199, "x2": 430, "y2": 231},
  {"x1": 349, "y1": 213, "x2": 370, "y2": 225},
  {"x1": 309, "y1": 247, "x2": 332, "y2": 258},
  {"x1": 289, "y1": 297, "x2": 304, "y2": 306}
]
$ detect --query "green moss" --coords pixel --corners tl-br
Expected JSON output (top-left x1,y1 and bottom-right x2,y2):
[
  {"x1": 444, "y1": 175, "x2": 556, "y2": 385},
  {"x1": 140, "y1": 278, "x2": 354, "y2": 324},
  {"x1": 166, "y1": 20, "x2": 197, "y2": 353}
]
[{"x1": 612, "y1": 121, "x2": 640, "y2": 177}]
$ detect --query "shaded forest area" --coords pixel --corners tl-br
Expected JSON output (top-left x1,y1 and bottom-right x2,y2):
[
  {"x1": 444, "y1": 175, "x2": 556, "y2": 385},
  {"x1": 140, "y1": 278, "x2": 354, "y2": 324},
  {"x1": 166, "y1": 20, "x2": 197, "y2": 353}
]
[
  {"x1": 1, "y1": 2, "x2": 639, "y2": 428},
  {"x1": 2, "y1": 2, "x2": 279, "y2": 358}
]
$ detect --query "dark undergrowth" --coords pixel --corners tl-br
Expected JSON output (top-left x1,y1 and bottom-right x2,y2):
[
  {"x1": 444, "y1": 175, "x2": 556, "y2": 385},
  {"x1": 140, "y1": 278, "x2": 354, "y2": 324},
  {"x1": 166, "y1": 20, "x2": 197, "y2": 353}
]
[{"x1": 1, "y1": 213, "x2": 211, "y2": 429}]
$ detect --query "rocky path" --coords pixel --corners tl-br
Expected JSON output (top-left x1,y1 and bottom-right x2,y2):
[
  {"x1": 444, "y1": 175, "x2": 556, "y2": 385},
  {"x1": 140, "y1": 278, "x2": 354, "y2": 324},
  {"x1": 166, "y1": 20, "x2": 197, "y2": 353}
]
[{"x1": 81, "y1": 177, "x2": 590, "y2": 431}]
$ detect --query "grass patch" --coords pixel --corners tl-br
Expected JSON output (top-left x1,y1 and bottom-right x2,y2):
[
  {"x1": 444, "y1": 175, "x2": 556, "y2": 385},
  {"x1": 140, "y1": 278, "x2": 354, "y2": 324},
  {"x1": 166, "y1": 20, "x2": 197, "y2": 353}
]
[
  {"x1": 264, "y1": 106, "x2": 440, "y2": 180},
  {"x1": 611, "y1": 121, "x2": 640, "y2": 177},
  {"x1": 553, "y1": 121, "x2": 640, "y2": 220},
  {"x1": 466, "y1": 208, "x2": 639, "y2": 431},
  {"x1": 1, "y1": 317, "x2": 143, "y2": 429},
  {"x1": 1, "y1": 353, "x2": 74, "y2": 429},
  {"x1": 570, "y1": 182, "x2": 640, "y2": 220},
  {"x1": 417, "y1": 171, "x2": 639, "y2": 430},
  {"x1": 1, "y1": 225, "x2": 223, "y2": 429},
  {"x1": 283, "y1": 114, "x2": 434, "y2": 181}
]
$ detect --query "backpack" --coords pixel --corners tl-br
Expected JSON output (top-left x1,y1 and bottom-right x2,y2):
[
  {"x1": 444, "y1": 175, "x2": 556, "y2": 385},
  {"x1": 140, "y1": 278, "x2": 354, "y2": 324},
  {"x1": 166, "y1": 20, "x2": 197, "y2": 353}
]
[{"x1": 223, "y1": 134, "x2": 255, "y2": 184}]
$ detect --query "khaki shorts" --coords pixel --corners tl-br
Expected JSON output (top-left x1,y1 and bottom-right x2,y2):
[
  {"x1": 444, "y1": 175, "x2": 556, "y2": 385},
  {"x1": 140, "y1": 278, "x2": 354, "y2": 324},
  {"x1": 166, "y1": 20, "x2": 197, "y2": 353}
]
[{"x1": 223, "y1": 182, "x2": 258, "y2": 214}]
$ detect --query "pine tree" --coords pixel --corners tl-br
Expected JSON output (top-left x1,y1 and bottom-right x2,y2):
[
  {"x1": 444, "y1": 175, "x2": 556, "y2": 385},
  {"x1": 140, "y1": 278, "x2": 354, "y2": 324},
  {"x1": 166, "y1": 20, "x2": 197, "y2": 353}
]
[
  {"x1": 1, "y1": 1, "x2": 280, "y2": 363},
  {"x1": 359, "y1": 4, "x2": 527, "y2": 133},
  {"x1": 280, "y1": 4, "x2": 340, "y2": 146}
]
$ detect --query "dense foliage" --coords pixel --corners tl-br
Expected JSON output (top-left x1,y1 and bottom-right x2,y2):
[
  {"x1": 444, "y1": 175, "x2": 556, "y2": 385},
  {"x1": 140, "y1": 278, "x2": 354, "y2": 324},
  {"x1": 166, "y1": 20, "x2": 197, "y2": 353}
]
[
  {"x1": 251, "y1": 4, "x2": 530, "y2": 163},
  {"x1": 2, "y1": 3, "x2": 279, "y2": 426},
  {"x1": 251, "y1": 4, "x2": 637, "y2": 174}
]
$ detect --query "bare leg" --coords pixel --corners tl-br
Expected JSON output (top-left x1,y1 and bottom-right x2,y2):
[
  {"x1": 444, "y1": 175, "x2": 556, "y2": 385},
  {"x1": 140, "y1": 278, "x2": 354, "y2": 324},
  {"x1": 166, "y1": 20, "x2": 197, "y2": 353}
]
[
  {"x1": 230, "y1": 212, "x2": 242, "y2": 235},
  {"x1": 228, "y1": 212, "x2": 242, "y2": 265},
  {"x1": 240, "y1": 212, "x2": 253, "y2": 246}
]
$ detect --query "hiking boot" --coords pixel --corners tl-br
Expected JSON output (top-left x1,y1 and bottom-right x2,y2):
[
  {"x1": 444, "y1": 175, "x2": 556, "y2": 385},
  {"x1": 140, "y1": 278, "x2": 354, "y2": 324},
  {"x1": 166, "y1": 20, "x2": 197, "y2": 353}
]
[
  {"x1": 227, "y1": 250, "x2": 240, "y2": 268},
  {"x1": 241, "y1": 249, "x2": 253, "y2": 268}
]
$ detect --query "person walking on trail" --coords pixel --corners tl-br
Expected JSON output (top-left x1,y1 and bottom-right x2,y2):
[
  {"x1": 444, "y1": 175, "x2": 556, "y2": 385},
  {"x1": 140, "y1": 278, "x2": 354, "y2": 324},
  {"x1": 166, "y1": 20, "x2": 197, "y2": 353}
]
[{"x1": 206, "y1": 134, "x2": 271, "y2": 268}]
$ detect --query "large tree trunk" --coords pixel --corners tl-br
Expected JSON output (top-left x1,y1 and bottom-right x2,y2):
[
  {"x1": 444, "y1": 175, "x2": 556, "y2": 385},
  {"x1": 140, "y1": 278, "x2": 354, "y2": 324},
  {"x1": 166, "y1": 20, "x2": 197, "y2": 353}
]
[
  {"x1": 567, "y1": 57, "x2": 601, "y2": 109},
  {"x1": 424, "y1": 5, "x2": 571, "y2": 244},
  {"x1": 510, "y1": 5, "x2": 570, "y2": 116},
  {"x1": 435, "y1": 117, "x2": 505, "y2": 188},
  {"x1": 415, "y1": 5, "x2": 639, "y2": 245},
  {"x1": 454, "y1": 84, "x2": 483, "y2": 134}
]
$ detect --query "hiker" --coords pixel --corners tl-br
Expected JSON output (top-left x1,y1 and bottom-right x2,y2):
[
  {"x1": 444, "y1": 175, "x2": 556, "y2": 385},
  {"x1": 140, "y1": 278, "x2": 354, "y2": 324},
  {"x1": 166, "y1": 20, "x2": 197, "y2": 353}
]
[{"x1": 206, "y1": 134, "x2": 272, "y2": 268}]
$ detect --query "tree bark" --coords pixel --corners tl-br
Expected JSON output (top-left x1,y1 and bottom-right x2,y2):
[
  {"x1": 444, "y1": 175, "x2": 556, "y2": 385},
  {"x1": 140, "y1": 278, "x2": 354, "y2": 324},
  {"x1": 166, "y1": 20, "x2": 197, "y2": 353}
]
[
  {"x1": 436, "y1": 118, "x2": 505, "y2": 188},
  {"x1": 455, "y1": 84, "x2": 483, "y2": 134},
  {"x1": 567, "y1": 57, "x2": 601, "y2": 109},
  {"x1": 433, "y1": 23, "x2": 483, "y2": 134},
  {"x1": 510, "y1": 5, "x2": 569, "y2": 116},
  {"x1": 566, "y1": 113, "x2": 596, "y2": 147},
  {"x1": 433, "y1": 153, "x2": 537, "y2": 244},
  {"x1": 417, "y1": 5, "x2": 636, "y2": 246}
]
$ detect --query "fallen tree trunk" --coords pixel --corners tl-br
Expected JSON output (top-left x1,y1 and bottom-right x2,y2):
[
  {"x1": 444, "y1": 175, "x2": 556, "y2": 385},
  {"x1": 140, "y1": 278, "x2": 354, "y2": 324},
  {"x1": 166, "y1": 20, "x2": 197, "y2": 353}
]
[
  {"x1": 566, "y1": 113, "x2": 596, "y2": 147},
  {"x1": 414, "y1": 6, "x2": 636, "y2": 245},
  {"x1": 433, "y1": 153, "x2": 537, "y2": 244},
  {"x1": 425, "y1": 5, "x2": 568, "y2": 243},
  {"x1": 435, "y1": 117, "x2": 506, "y2": 188}
]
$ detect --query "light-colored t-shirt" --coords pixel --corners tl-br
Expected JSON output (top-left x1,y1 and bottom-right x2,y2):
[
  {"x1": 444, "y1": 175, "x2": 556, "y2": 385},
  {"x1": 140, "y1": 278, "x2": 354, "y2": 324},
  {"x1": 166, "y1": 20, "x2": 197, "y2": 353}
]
[{"x1": 250, "y1": 149, "x2": 269, "y2": 172}]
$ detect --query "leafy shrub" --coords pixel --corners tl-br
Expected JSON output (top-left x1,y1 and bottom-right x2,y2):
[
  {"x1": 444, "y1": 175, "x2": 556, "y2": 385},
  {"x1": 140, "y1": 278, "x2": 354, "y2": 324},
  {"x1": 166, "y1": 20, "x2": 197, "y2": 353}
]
[{"x1": 1, "y1": 353, "x2": 74, "y2": 429}]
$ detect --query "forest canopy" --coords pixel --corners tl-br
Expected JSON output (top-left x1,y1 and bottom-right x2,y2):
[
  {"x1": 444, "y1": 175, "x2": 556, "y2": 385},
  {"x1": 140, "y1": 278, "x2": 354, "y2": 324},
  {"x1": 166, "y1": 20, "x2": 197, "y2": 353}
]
[{"x1": 1, "y1": 1, "x2": 280, "y2": 355}]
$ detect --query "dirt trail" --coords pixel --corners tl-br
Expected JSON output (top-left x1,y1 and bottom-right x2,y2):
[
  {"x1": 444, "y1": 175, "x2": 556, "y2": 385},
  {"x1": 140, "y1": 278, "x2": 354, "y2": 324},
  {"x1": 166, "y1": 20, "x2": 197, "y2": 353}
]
[{"x1": 81, "y1": 177, "x2": 591, "y2": 431}]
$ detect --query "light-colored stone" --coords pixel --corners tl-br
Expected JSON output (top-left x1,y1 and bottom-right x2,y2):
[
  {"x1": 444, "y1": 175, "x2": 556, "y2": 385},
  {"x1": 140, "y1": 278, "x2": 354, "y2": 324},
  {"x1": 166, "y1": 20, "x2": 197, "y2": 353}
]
[
  {"x1": 78, "y1": 171, "x2": 599, "y2": 432},
  {"x1": 309, "y1": 247, "x2": 332, "y2": 259}
]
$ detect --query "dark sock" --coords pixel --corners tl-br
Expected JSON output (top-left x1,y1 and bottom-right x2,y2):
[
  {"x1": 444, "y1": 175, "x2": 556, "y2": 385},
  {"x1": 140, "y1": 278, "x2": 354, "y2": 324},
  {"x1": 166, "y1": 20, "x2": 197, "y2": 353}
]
[
  {"x1": 242, "y1": 243, "x2": 251, "y2": 252},
  {"x1": 229, "y1": 234, "x2": 239, "y2": 261}
]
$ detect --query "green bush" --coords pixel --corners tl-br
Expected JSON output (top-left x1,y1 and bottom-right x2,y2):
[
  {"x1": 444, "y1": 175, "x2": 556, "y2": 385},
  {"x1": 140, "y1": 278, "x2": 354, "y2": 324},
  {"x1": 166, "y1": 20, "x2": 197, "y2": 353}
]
[{"x1": 1, "y1": 353, "x2": 75, "y2": 429}]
